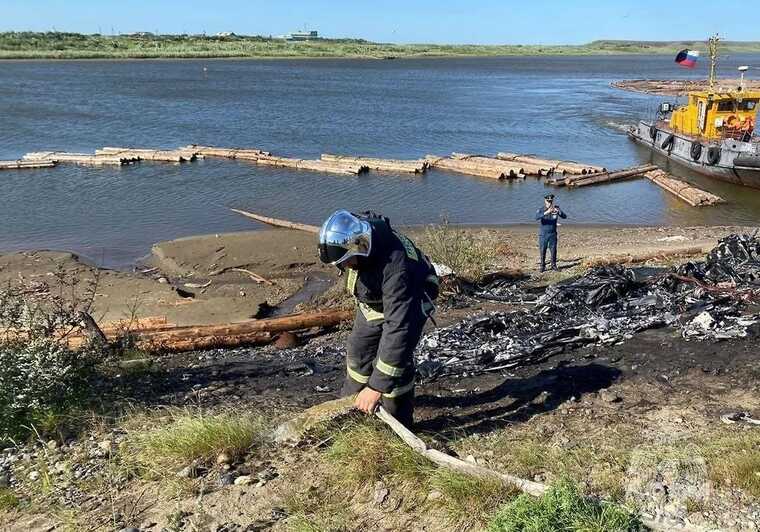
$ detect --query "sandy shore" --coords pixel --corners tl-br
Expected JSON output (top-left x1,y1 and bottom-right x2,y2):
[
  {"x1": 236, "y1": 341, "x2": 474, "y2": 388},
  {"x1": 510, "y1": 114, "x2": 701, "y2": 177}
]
[{"x1": 0, "y1": 224, "x2": 753, "y2": 327}]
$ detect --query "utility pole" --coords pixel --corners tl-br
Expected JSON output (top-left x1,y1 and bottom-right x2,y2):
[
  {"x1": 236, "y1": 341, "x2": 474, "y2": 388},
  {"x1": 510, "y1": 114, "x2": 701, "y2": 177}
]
[{"x1": 708, "y1": 34, "x2": 719, "y2": 88}]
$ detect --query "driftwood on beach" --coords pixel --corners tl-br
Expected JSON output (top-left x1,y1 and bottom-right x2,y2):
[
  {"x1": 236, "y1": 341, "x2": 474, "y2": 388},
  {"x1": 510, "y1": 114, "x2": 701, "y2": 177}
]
[
  {"x1": 65, "y1": 309, "x2": 351, "y2": 351},
  {"x1": 230, "y1": 208, "x2": 320, "y2": 233}
]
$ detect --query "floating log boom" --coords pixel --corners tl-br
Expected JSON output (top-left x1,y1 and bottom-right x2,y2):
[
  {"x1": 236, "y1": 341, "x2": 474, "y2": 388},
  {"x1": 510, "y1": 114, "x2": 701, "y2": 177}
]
[
  {"x1": 644, "y1": 169, "x2": 724, "y2": 207},
  {"x1": 425, "y1": 155, "x2": 508, "y2": 179},
  {"x1": 230, "y1": 208, "x2": 320, "y2": 233},
  {"x1": 182, "y1": 145, "x2": 272, "y2": 159},
  {"x1": 22, "y1": 152, "x2": 133, "y2": 166},
  {"x1": 321, "y1": 154, "x2": 427, "y2": 174},
  {"x1": 97, "y1": 147, "x2": 201, "y2": 162},
  {"x1": 497, "y1": 152, "x2": 606, "y2": 174},
  {"x1": 564, "y1": 164, "x2": 658, "y2": 187},
  {"x1": 450, "y1": 153, "x2": 546, "y2": 176},
  {"x1": 0, "y1": 159, "x2": 56, "y2": 170}
]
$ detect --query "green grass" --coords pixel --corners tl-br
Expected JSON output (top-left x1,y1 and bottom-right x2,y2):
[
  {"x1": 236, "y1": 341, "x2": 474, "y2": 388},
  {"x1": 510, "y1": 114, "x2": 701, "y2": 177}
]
[
  {"x1": 431, "y1": 469, "x2": 519, "y2": 528},
  {"x1": 125, "y1": 409, "x2": 268, "y2": 475},
  {"x1": 3, "y1": 32, "x2": 760, "y2": 60},
  {"x1": 326, "y1": 419, "x2": 434, "y2": 487},
  {"x1": 488, "y1": 478, "x2": 644, "y2": 532},
  {"x1": 0, "y1": 489, "x2": 19, "y2": 512}
]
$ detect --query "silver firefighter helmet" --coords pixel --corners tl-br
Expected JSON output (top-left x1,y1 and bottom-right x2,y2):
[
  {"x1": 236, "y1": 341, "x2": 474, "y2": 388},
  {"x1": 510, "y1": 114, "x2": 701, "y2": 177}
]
[{"x1": 318, "y1": 209, "x2": 372, "y2": 266}]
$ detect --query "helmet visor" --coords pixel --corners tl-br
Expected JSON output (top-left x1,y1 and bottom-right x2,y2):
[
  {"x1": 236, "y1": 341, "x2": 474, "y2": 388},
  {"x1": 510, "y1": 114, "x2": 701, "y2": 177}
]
[{"x1": 318, "y1": 210, "x2": 372, "y2": 265}]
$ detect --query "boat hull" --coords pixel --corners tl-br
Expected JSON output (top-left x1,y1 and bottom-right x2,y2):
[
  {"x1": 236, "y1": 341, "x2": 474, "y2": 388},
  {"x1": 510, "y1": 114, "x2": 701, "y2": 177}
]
[{"x1": 628, "y1": 121, "x2": 760, "y2": 189}]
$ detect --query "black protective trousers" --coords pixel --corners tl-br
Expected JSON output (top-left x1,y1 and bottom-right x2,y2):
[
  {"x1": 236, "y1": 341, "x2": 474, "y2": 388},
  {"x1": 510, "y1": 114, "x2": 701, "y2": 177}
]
[{"x1": 342, "y1": 307, "x2": 426, "y2": 428}]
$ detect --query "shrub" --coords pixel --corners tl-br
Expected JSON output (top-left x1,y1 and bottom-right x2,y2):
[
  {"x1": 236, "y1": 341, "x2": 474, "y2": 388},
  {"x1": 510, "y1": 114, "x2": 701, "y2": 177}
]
[
  {"x1": 418, "y1": 218, "x2": 498, "y2": 281},
  {"x1": 0, "y1": 338, "x2": 101, "y2": 440},
  {"x1": 0, "y1": 270, "x2": 105, "y2": 441},
  {"x1": 488, "y1": 478, "x2": 643, "y2": 532}
]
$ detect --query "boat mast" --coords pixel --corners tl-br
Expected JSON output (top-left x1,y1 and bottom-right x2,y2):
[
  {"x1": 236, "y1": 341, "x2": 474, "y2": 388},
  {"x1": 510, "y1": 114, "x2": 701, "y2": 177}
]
[{"x1": 708, "y1": 34, "x2": 719, "y2": 88}]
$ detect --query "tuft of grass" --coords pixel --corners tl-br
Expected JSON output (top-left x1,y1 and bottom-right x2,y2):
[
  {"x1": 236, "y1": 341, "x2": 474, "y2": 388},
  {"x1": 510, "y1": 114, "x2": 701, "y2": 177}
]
[
  {"x1": 430, "y1": 469, "x2": 519, "y2": 528},
  {"x1": 711, "y1": 446, "x2": 760, "y2": 498},
  {"x1": 326, "y1": 419, "x2": 433, "y2": 487},
  {"x1": 125, "y1": 409, "x2": 268, "y2": 474},
  {"x1": 0, "y1": 489, "x2": 19, "y2": 512},
  {"x1": 488, "y1": 478, "x2": 644, "y2": 532},
  {"x1": 418, "y1": 219, "x2": 498, "y2": 281}
]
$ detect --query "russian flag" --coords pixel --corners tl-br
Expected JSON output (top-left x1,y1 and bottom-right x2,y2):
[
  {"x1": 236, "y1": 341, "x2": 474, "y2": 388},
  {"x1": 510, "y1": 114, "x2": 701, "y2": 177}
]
[{"x1": 675, "y1": 49, "x2": 699, "y2": 68}]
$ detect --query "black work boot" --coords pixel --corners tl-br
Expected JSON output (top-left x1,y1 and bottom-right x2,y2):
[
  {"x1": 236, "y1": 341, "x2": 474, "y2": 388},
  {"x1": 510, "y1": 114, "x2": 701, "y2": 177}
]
[{"x1": 539, "y1": 264, "x2": 546, "y2": 273}]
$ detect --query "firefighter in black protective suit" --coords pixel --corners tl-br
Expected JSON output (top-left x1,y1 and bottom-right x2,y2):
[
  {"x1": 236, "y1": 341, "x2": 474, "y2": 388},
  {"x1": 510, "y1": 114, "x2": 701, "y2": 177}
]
[{"x1": 318, "y1": 210, "x2": 438, "y2": 427}]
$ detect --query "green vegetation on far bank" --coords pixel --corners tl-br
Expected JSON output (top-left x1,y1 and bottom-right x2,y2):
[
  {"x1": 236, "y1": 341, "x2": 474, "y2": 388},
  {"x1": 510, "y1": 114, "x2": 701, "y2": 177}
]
[{"x1": 2, "y1": 32, "x2": 760, "y2": 60}]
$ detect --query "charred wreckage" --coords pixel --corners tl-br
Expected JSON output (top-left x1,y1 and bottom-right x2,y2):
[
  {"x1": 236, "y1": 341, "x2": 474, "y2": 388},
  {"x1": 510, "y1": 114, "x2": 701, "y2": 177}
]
[{"x1": 415, "y1": 232, "x2": 760, "y2": 380}]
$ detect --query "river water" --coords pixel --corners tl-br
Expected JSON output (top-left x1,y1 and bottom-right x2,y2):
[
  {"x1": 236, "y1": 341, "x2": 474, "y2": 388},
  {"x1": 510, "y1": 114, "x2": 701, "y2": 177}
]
[{"x1": 1, "y1": 55, "x2": 759, "y2": 267}]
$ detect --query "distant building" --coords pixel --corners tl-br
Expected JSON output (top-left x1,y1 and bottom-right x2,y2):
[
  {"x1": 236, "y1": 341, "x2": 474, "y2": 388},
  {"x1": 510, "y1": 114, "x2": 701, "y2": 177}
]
[
  {"x1": 126, "y1": 32, "x2": 155, "y2": 38},
  {"x1": 288, "y1": 30, "x2": 319, "y2": 41},
  {"x1": 216, "y1": 32, "x2": 236, "y2": 37}
]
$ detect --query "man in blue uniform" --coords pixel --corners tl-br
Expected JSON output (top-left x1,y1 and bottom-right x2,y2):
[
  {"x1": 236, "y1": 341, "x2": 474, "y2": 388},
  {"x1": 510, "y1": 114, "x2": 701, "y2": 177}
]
[
  {"x1": 535, "y1": 194, "x2": 567, "y2": 272},
  {"x1": 318, "y1": 210, "x2": 438, "y2": 427}
]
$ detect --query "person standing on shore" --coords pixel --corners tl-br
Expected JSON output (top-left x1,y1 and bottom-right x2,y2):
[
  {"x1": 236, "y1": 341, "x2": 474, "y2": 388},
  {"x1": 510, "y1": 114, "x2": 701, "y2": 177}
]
[
  {"x1": 317, "y1": 210, "x2": 438, "y2": 427},
  {"x1": 535, "y1": 194, "x2": 567, "y2": 272}
]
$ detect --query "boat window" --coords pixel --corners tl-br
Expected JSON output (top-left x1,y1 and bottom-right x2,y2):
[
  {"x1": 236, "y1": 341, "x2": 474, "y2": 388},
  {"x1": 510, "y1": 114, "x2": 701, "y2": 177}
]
[
  {"x1": 717, "y1": 101, "x2": 736, "y2": 112},
  {"x1": 738, "y1": 100, "x2": 757, "y2": 111}
]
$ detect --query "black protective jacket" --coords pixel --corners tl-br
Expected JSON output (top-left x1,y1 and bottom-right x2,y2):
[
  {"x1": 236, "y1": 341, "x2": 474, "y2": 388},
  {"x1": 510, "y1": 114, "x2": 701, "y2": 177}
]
[{"x1": 347, "y1": 214, "x2": 437, "y2": 393}]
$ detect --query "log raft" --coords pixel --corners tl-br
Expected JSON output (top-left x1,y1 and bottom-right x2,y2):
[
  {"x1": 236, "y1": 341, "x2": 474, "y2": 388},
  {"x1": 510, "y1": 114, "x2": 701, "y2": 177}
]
[
  {"x1": 182, "y1": 145, "x2": 271, "y2": 160},
  {"x1": 497, "y1": 152, "x2": 606, "y2": 175},
  {"x1": 562, "y1": 164, "x2": 658, "y2": 187},
  {"x1": 0, "y1": 159, "x2": 56, "y2": 170},
  {"x1": 321, "y1": 154, "x2": 428, "y2": 174},
  {"x1": 97, "y1": 147, "x2": 202, "y2": 163},
  {"x1": 451, "y1": 152, "x2": 552, "y2": 177},
  {"x1": 182, "y1": 145, "x2": 368, "y2": 175},
  {"x1": 644, "y1": 169, "x2": 724, "y2": 207},
  {"x1": 425, "y1": 155, "x2": 509, "y2": 180},
  {"x1": 22, "y1": 151, "x2": 135, "y2": 166}
]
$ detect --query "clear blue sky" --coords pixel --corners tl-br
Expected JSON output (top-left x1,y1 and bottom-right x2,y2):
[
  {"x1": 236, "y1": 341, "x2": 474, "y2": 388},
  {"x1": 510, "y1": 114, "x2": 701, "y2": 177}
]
[{"x1": 1, "y1": 0, "x2": 752, "y2": 45}]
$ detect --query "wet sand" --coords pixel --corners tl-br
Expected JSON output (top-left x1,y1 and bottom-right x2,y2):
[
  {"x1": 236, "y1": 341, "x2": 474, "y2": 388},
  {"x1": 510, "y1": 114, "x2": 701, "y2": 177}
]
[{"x1": 0, "y1": 225, "x2": 753, "y2": 327}]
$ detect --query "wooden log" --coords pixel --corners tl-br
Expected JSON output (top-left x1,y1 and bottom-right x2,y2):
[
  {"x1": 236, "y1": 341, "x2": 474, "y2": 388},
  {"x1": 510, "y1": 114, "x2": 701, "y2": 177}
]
[
  {"x1": 0, "y1": 159, "x2": 56, "y2": 170},
  {"x1": 254, "y1": 155, "x2": 368, "y2": 175},
  {"x1": 230, "y1": 208, "x2": 320, "y2": 233},
  {"x1": 565, "y1": 164, "x2": 658, "y2": 187},
  {"x1": 644, "y1": 169, "x2": 724, "y2": 207},
  {"x1": 65, "y1": 309, "x2": 351, "y2": 351},
  {"x1": 321, "y1": 154, "x2": 427, "y2": 174},
  {"x1": 451, "y1": 153, "x2": 549, "y2": 176},
  {"x1": 182, "y1": 145, "x2": 271, "y2": 159},
  {"x1": 425, "y1": 155, "x2": 507, "y2": 179},
  {"x1": 23, "y1": 152, "x2": 132, "y2": 166},
  {"x1": 497, "y1": 152, "x2": 605, "y2": 174},
  {"x1": 98, "y1": 147, "x2": 201, "y2": 162}
]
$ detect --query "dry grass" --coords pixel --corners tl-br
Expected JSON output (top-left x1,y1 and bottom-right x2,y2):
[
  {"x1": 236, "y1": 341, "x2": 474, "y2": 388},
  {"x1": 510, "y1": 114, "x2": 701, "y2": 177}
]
[{"x1": 418, "y1": 220, "x2": 499, "y2": 281}]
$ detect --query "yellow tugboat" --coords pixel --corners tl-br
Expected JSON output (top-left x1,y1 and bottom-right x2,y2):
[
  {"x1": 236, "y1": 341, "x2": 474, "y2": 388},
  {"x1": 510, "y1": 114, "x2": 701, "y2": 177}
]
[{"x1": 628, "y1": 36, "x2": 760, "y2": 188}]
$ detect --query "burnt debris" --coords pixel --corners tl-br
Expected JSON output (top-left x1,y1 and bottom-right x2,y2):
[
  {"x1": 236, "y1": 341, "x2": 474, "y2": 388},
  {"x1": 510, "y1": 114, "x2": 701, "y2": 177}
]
[{"x1": 416, "y1": 232, "x2": 760, "y2": 380}]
